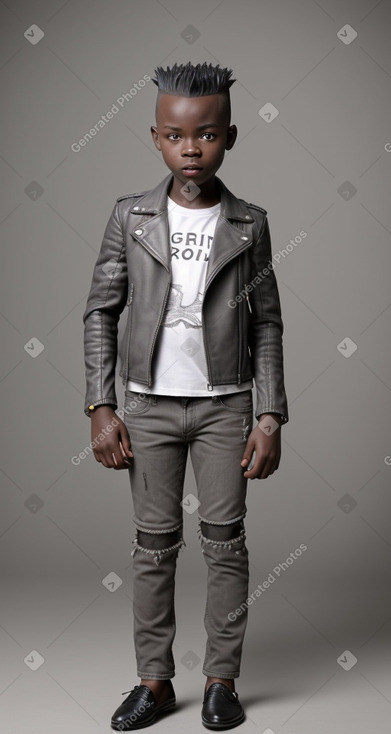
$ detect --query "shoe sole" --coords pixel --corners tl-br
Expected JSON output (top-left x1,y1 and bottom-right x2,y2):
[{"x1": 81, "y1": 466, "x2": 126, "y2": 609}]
[
  {"x1": 201, "y1": 710, "x2": 245, "y2": 730},
  {"x1": 111, "y1": 698, "x2": 176, "y2": 730}
]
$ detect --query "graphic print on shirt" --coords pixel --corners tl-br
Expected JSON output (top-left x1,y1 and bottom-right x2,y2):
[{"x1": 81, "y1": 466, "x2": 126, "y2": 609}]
[{"x1": 161, "y1": 284, "x2": 203, "y2": 329}]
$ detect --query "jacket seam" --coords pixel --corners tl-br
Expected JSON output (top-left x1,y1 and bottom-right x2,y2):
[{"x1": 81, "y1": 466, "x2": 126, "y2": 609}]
[
  {"x1": 94, "y1": 202, "x2": 126, "y2": 405},
  {"x1": 251, "y1": 213, "x2": 272, "y2": 414}
]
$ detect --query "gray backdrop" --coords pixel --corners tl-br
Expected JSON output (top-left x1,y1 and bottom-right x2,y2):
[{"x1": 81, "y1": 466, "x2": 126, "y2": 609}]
[{"x1": 1, "y1": 1, "x2": 390, "y2": 733}]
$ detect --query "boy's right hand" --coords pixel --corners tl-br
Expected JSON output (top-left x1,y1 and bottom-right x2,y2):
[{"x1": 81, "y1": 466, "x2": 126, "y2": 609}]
[{"x1": 90, "y1": 405, "x2": 134, "y2": 469}]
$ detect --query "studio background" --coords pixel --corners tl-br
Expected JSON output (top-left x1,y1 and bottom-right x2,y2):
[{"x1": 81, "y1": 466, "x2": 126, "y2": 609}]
[{"x1": 0, "y1": 1, "x2": 390, "y2": 733}]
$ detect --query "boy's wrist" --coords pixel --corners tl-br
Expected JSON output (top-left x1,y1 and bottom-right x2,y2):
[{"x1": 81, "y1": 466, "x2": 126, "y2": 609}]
[
  {"x1": 88, "y1": 403, "x2": 116, "y2": 415},
  {"x1": 257, "y1": 412, "x2": 284, "y2": 434}
]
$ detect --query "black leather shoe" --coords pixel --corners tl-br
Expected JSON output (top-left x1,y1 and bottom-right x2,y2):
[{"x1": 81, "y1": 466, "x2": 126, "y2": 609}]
[
  {"x1": 202, "y1": 682, "x2": 245, "y2": 730},
  {"x1": 111, "y1": 681, "x2": 176, "y2": 730}
]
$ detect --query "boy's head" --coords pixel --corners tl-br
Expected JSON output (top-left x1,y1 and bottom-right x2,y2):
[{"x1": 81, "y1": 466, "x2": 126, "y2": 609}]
[{"x1": 150, "y1": 62, "x2": 238, "y2": 197}]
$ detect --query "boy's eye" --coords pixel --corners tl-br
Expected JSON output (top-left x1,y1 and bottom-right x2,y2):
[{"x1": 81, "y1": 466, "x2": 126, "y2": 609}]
[{"x1": 167, "y1": 132, "x2": 216, "y2": 141}]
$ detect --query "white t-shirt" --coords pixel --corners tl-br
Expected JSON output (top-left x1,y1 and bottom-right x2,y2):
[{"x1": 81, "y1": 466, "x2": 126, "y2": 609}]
[{"x1": 127, "y1": 195, "x2": 253, "y2": 396}]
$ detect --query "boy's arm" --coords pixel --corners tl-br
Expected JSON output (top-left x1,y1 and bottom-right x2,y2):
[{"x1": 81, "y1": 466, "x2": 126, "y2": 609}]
[
  {"x1": 83, "y1": 201, "x2": 128, "y2": 417},
  {"x1": 240, "y1": 212, "x2": 288, "y2": 480},
  {"x1": 247, "y1": 213, "x2": 289, "y2": 425}
]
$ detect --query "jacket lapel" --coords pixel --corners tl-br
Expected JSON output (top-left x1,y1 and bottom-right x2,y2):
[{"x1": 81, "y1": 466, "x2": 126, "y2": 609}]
[{"x1": 128, "y1": 173, "x2": 255, "y2": 280}]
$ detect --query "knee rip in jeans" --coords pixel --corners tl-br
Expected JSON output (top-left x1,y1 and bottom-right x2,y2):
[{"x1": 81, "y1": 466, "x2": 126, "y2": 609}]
[
  {"x1": 130, "y1": 522, "x2": 185, "y2": 566},
  {"x1": 197, "y1": 515, "x2": 247, "y2": 554}
]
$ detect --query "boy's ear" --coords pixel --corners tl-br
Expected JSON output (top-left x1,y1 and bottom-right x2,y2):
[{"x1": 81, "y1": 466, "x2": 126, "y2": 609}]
[
  {"x1": 226, "y1": 124, "x2": 237, "y2": 151},
  {"x1": 151, "y1": 126, "x2": 161, "y2": 151}
]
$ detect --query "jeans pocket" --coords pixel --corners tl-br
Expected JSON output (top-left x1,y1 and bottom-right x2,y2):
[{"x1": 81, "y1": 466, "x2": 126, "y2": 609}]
[
  {"x1": 216, "y1": 390, "x2": 253, "y2": 413},
  {"x1": 124, "y1": 390, "x2": 152, "y2": 416}
]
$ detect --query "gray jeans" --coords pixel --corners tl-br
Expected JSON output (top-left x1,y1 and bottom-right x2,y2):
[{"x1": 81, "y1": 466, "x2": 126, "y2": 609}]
[{"x1": 123, "y1": 388, "x2": 254, "y2": 680}]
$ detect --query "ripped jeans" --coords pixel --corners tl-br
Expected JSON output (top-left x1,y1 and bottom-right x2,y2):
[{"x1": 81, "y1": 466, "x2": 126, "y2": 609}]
[{"x1": 123, "y1": 389, "x2": 253, "y2": 680}]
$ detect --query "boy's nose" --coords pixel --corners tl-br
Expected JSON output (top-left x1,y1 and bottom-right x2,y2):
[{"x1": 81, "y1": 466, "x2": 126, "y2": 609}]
[{"x1": 182, "y1": 142, "x2": 201, "y2": 155}]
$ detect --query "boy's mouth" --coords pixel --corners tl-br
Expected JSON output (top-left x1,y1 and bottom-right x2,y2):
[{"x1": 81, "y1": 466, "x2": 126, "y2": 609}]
[{"x1": 182, "y1": 165, "x2": 203, "y2": 176}]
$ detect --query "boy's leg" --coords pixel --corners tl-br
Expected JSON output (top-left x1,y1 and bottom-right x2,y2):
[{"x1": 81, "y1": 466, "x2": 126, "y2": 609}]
[
  {"x1": 189, "y1": 391, "x2": 253, "y2": 684},
  {"x1": 123, "y1": 391, "x2": 188, "y2": 683}
]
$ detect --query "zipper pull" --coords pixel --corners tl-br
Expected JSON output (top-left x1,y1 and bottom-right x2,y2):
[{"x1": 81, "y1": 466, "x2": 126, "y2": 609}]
[{"x1": 127, "y1": 283, "x2": 134, "y2": 306}]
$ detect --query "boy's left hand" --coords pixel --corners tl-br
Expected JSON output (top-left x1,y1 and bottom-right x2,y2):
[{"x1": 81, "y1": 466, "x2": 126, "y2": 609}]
[{"x1": 241, "y1": 414, "x2": 282, "y2": 479}]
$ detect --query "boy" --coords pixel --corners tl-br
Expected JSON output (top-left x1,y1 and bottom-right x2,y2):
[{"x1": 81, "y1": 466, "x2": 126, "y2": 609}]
[{"x1": 83, "y1": 62, "x2": 288, "y2": 730}]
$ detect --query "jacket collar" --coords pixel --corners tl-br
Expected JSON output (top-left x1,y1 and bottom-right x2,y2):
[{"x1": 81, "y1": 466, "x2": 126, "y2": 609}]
[
  {"x1": 130, "y1": 173, "x2": 254, "y2": 223},
  {"x1": 129, "y1": 173, "x2": 255, "y2": 282}
]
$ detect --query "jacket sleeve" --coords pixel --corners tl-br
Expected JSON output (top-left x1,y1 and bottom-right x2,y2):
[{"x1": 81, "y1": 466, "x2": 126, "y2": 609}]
[
  {"x1": 247, "y1": 213, "x2": 289, "y2": 424},
  {"x1": 82, "y1": 201, "x2": 128, "y2": 417}
]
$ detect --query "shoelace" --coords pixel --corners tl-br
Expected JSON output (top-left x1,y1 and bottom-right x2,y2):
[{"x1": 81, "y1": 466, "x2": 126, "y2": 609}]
[{"x1": 121, "y1": 685, "x2": 140, "y2": 695}]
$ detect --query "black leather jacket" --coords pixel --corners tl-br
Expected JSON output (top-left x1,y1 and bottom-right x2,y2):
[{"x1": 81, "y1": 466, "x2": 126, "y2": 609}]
[{"x1": 83, "y1": 173, "x2": 289, "y2": 422}]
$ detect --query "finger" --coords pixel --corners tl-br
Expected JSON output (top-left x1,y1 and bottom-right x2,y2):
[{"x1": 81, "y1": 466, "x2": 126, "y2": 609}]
[
  {"x1": 111, "y1": 452, "x2": 128, "y2": 470},
  {"x1": 258, "y1": 459, "x2": 276, "y2": 479},
  {"x1": 119, "y1": 444, "x2": 132, "y2": 465},
  {"x1": 101, "y1": 451, "x2": 117, "y2": 469},
  {"x1": 243, "y1": 465, "x2": 260, "y2": 479},
  {"x1": 244, "y1": 455, "x2": 265, "y2": 479},
  {"x1": 119, "y1": 440, "x2": 133, "y2": 459},
  {"x1": 240, "y1": 443, "x2": 254, "y2": 466}
]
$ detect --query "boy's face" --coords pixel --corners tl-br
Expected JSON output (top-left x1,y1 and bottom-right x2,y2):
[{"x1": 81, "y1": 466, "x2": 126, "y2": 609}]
[{"x1": 151, "y1": 92, "x2": 237, "y2": 191}]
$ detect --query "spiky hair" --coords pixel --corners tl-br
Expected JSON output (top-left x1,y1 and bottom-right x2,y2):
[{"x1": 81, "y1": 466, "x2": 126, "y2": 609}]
[{"x1": 152, "y1": 62, "x2": 236, "y2": 97}]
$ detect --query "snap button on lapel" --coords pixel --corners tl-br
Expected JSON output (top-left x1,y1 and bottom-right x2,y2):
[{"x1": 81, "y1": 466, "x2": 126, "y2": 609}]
[
  {"x1": 134, "y1": 229, "x2": 143, "y2": 235},
  {"x1": 245, "y1": 215, "x2": 251, "y2": 219},
  {"x1": 133, "y1": 206, "x2": 140, "y2": 210},
  {"x1": 241, "y1": 236, "x2": 248, "y2": 240}
]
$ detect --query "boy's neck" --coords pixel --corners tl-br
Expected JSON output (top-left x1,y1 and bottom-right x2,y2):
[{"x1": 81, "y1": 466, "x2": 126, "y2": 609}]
[{"x1": 168, "y1": 175, "x2": 221, "y2": 209}]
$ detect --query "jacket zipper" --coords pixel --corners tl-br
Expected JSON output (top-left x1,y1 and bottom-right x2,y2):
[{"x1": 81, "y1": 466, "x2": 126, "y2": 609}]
[
  {"x1": 202, "y1": 312, "x2": 213, "y2": 391},
  {"x1": 122, "y1": 283, "x2": 134, "y2": 385},
  {"x1": 147, "y1": 278, "x2": 171, "y2": 387},
  {"x1": 237, "y1": 259, "x2": 242, "y2": 385}
]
